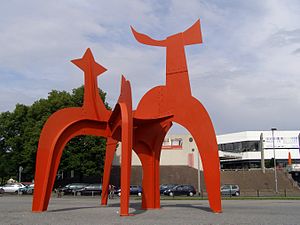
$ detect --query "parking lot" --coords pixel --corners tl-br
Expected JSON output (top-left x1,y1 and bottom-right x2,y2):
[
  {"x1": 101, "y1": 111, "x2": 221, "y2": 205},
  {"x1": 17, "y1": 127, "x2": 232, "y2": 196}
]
[{"x1": 1, "y1": 195, "x2": 300, "y2": 225}]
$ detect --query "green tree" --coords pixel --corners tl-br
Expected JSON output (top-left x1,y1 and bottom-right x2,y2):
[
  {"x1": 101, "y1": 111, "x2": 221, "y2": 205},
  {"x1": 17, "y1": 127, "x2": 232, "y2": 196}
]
[
  {"x1": 0, "y1": 86, "x2": 110, "y2": 184},
  {"x1": 0, "y1": 104, "x2": 29, "y2": 183}
]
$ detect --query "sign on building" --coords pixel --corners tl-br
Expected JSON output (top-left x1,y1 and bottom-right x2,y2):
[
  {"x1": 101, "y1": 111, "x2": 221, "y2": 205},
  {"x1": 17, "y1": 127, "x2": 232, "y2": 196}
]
[
  {"x1": 162, "y1": 137, "x2": 183, "y2": 149},
  {"x1": 264, "y1": 136, "x2": 299, "y2": 149}
]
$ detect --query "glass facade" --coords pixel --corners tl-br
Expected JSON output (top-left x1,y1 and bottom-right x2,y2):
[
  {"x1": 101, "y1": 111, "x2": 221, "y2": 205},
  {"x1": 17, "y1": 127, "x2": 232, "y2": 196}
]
[{"x1": 218, "y1": 141, "x2": 260, "y2": 153}]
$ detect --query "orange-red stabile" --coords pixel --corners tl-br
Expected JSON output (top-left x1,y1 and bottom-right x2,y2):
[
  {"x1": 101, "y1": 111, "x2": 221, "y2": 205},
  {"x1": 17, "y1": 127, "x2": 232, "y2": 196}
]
[
  {"x1": 32, "y1": 19, "x2": 222, "y2": 216},
  {"x1": 130, "y1": 19, "x2": 221, "y2": 213}
]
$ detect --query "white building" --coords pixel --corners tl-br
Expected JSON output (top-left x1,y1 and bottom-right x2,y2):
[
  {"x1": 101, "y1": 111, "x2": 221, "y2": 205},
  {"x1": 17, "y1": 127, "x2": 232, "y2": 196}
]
[
  {"x1": 218, "y1": 130, "x2": 300, "y2": 169},
  {"x1": 113, "y1": 130, "x2": 300, "y2": 170},
  {"x1": 113, "y1": 134, "x2": 203, "y2": 170}
]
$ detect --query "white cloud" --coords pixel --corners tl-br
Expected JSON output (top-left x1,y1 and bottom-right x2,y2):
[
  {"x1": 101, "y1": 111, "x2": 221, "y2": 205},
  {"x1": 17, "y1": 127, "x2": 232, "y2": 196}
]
[{"x1": 0, "y1": 0, "x2": 300, "y2": 134}]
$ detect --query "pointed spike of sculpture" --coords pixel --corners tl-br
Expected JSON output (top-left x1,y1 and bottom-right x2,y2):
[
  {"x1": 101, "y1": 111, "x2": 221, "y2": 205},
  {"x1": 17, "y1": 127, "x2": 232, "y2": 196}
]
[
  {"x1": 130, "y1": 26, "x2": 166, "y2": 46},
  {"x1": 182, "y1": 19, "x2": 203, "y2": 45},
  {"x1": 71, "y1": 48, "x2": 107, "y2": 77},
  {"x1": 71, "y1": 49, "x2": 110, "y2": 119}
]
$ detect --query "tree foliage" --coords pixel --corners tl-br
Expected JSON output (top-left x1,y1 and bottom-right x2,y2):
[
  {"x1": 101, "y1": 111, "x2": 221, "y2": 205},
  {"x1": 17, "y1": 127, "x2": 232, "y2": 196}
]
[{"x1": 0, "y1": 86, "x2": 109, "y2": 184}]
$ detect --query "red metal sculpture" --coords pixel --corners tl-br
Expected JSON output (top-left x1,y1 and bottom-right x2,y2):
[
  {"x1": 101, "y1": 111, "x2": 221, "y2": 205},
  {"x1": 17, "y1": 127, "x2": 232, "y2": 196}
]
[{"x1": 32, "y1": 19, "x2": 222, "y2": 216}]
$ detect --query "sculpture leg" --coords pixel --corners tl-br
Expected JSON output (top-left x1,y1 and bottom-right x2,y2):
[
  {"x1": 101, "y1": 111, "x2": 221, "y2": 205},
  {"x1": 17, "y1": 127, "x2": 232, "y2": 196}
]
[
  {"x1": 33, "y1": 125, "x2": 77, "y2": 211},
  {"x1": 119, "y1": 103, "x2": 133, "y2": 216},
  {"x1": 175, "y1": 99, "x2": 222, "y2": 213},
  {"x1": 139, "y1": 150, "x2": 160, "y2": 209},
  {"x1": 32, "y1": 111, "x2": 107, "y2": 212},
  {"x1": 134, "y1": 122, "x2": 171, "y2": 209},
  {"x1": 101, "y1": 137, "x2": 118, "y2": 206},
  {"x1": 188, "y1": 125, "x2": 221, "y2": 213}
]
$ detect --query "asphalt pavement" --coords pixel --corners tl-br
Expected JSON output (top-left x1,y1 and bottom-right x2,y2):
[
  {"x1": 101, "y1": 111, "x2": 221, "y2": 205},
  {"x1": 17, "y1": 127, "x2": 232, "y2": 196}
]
[{"x1": 0, "y1": 195, "x2": 299, "y2": 225}]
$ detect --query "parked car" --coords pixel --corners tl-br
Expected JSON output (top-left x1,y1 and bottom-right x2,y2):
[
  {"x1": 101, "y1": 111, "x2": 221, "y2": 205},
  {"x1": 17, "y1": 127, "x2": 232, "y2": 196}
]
[
  {"x1": 116, "y1": 185, "x2": 142, "y2": 197},
  {"x1": 19, "y1": 184, "x2": 34, "y2": 194},
  {"x1": 221, "y1": 184, "x2": 240, "y2": 196},
  {"x1": 160, "y1": 184, "x2": 178, "y2": 194},
  {"x1": 0, "y1": 187, "x2": 4, "y2": 195},
  {"x1": 58, "y1": 183, "x2": 88, "y2": 195},
  {"x1": 163, "y1": 184, "x2": 196, "y2": 197},
  {"x1": 77, "y1": 183, "x2": 102, "y2": 196},
  {"x1": 0, "y1": 183, "x2": 25, "y2": 193}
]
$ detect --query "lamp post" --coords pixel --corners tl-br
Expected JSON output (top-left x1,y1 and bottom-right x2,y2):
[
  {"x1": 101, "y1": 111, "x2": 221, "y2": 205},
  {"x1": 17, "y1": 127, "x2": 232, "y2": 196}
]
[
  {"x1": 190, "y1": 137, "x2": 201, "y2": 196},
  {"x1": 18, "y1": 166, "x2": 23, "y2": 183},
  {"x1": 192, "y1": 148, "x2": 201, "y2": 196},
  {"x1": 271, "y1": 128, "x2": 278, "y2": 193},
  {"x1": 197, "y1": 153, "x2": 201, "y2": 196}
]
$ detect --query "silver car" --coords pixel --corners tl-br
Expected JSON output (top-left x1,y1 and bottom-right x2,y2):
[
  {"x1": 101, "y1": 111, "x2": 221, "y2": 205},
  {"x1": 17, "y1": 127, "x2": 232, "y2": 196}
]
[
  {"x1": 221, "y1": 184, "x2": 240, "y2": 196},
  {"x1": 1, "y1": 183, "x2": 25, "y2": 193}
]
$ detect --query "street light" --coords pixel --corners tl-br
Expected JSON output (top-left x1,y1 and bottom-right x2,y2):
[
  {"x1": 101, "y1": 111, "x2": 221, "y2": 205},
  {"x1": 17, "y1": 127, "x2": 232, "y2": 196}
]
[
  {"x1": 19, "y1": 166, "x2": 23, "y2": 183},
  {"x1": 197, "y1": 152, "x2": 201, "y2": 196},
  {"x1": 190, "y1": 137, "x2": 201, "y2": 196},
  {"x1": 271, "y1": 128, "x2": 278, "y2": 193}
]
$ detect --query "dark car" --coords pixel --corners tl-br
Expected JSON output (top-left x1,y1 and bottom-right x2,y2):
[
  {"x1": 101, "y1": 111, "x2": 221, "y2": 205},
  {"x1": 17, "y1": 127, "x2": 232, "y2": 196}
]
[
  {"x1": 77, "y1": 183, "x2": 102, "y2": 196},
  {"x1": 160, "y1": 184, "x2": 178, "y2": 194},
  {"x1": 221, "y1": 184, "x2": 240, "y2": 196},
  {"x1": 116, "y1": 185, "x2": 142, "y2": 197},
  {"x1": 58, "y1": 183, "x2": 88, "y2": 195},
  {"x1": 163, "y1": 184, "x2": 196, "y2": 197}
]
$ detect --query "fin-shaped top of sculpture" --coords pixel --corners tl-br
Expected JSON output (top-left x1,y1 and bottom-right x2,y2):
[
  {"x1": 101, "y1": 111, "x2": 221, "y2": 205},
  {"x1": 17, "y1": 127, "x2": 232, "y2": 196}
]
[{"x1": 131, "y1": 19, "x2": 202, "y2": 47}]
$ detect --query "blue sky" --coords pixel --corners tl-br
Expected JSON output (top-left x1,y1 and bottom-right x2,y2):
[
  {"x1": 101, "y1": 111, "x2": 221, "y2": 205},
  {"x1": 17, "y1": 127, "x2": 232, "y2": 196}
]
[{"x1": 0, "y1": 0, "x2": 300, "y2": 134}]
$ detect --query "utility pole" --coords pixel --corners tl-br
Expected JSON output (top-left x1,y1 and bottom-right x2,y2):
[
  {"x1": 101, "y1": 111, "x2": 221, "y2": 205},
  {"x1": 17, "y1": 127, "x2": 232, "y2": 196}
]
[
  {"x1": 271, "y1": 128, "x2": 278, "y2": 193},
  {"x1": 260, "y1": 133, "x2": 265, "y2": 173},
  {"x1": 19, "y1": 166, "x2": 23, "y2": 183},
  {"x1": 197, "y1": 153, "x2": 201, "y2": 196}
]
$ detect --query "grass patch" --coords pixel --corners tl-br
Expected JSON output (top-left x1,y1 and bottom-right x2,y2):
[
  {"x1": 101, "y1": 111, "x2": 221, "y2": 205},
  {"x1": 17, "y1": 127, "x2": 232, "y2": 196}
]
[
  {"x1": 134, "y1": 196, "x2": 300, "y2": 201},
  {"x1": 220, "y1": 196, "x2": 300, "y2": 200}
]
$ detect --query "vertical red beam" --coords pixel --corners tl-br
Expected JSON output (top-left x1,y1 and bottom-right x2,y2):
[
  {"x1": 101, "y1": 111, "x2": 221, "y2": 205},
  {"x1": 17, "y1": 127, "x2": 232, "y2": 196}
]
[
  {"x1": 101, "y1": 138, "x2": 118, "y2": 206},
  {"x1": 288, "y1": 152, "x2": 292, "y2": 165}
]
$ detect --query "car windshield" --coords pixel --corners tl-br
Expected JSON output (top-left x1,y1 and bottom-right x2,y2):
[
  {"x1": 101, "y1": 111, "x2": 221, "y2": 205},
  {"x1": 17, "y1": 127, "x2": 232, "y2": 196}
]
[
  {"x1": 221, "y1": 185, "x2": 231, "y2": 190},
  {"x1": 88, "y1": 184, "x2": 101, "y2": 188},
  {"x1": 4, "y1": 184, "x2": 22, "y2": 187},
  {"x1": 69, "y1": 183, "x2": 86, "y2": 188},
  {"x1": 173, "y1": 185, "x2": 180, "y2": 190}
]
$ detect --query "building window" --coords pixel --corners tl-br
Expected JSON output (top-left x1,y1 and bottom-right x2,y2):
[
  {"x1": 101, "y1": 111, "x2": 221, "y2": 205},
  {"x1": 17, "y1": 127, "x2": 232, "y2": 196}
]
[
  {"x1": 162, "y1": 137, "x2": 183, "y2": 150},
  {"x1": 218, "y1": 141, "x2": 259, "y2": 153},
  {"x1": 162, "y1": 138, "x2": 171, "y2": 147}
]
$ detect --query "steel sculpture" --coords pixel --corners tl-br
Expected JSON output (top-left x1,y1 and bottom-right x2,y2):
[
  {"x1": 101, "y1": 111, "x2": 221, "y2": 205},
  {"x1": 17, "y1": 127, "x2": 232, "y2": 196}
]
[
  {"x1": 32, "y1": 49, "x2": 134, "y2": 216},
  {"x1": 32, "y1": 19, "x2": 222, "y2": 216},
  {"x1": 101, "y1": 19, "x2": 221, "y2": 213}
]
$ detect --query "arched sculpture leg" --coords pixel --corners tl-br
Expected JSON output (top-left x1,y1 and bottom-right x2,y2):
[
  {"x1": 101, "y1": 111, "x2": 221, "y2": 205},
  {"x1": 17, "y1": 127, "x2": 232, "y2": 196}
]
[
  {"x1": 174, "y1": 98, "x2": 222, "y2": 213},
  {"x1": 134, "y1": 121, "x2": 171, "y2": 209},
  {"x1": 101, "y1": 137, "x2": 118, "y2": 206},
  {"x1": 32, "y1": 109, "x2": 107, "y2": 212},
  {"x1": 147, "y1": 123, "x2": 171, "y2": 209}
]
